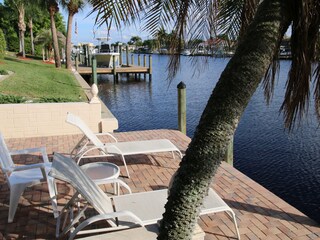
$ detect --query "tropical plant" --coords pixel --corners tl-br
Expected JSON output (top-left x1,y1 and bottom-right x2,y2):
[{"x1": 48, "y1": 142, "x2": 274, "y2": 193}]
[
  {"x1": 34, "y1": 29, "x2": 65, "y2": 61},
  {"x1": 0, "y1": 28, "x2": 6, "y2": 59},
  {"x1": 128, "y1": 35, "x2": 143, "y2": 46},
  {"x1": 89, "y1": 0, "x2": 320, "y2": 239},
  {"x1": 61, "y1": 0, "x2": 85, "y2": 69},
  {"x1": 5, "y1": 0, "x2": 28, "y2": 57}
]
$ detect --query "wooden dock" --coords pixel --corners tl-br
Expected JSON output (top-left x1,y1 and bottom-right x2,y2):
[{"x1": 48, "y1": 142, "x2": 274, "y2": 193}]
[{"x1": 77, "y1": 65, "x2": 150, "y2": 75}]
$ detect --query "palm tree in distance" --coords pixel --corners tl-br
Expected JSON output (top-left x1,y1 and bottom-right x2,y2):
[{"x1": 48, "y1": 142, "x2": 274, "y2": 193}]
[
  {"x1": 6, "y1": 0, "x2": 28, "y2": 57},
  {"x1": 34, "y1": 29, "x2": 66, "y2": 61},
  {"x1": 61, "y1": 0, "x2": 85, "y2": 70},
  {"x1": 39, "y1": 0, "x2": 62, "y2": 68},
  {"x1": 89, "y1": 0, "x2": 320, "y2": 239}
]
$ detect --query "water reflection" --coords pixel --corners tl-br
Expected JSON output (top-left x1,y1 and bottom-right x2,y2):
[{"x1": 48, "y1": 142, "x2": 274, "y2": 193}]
[{"x1": 97, "y1": 55, "x2": 320, "y2": 223}]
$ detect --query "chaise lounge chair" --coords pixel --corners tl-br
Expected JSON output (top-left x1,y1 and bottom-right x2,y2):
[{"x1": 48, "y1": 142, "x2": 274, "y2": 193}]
[
  {"x1": 0, "y1": 133, "x2": 58, "y2": 223},
  {"x1": 50, "y1": 153, "x2": 240, "y2": 240},
  {"x1": 66, "y1": 112, "x2": 183, "y2": 178}
]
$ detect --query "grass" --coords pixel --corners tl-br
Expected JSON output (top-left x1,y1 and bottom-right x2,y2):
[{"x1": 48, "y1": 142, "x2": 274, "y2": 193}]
[{"x1": 0, "y1": 56, "x2": 87, "y2": 102}]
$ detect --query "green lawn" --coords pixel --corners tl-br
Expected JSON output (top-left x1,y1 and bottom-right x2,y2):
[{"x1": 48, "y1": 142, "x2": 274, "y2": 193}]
[{"x1": 0, "y1": 56, "x2": 87, "y2": 102}]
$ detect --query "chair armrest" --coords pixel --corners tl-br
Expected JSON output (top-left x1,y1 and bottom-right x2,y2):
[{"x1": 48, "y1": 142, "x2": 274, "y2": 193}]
[
  {"x1": 12, "y1": 163, "x2": 48, "y2": 180},
  {"x1": 96, "y1": 179, "x2": 132, "y2": 194},
  {"x1": 10, "y1": 147, "x2": 50, "y2": 163},
  {"x1": 69, "y1": 211, "x2": 144, "y2": 240},
  {"x1": 95, "y1": 132, "x2": 118, "y2": 142}
]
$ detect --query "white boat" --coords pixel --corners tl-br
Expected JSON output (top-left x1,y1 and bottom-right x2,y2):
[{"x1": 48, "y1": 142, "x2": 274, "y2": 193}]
[
  {"x1": 93, "y1": 37, "x2": 119, "y2": 68},
  {"x1": 181, "y1": 49, "x2": 191, "y2": 56}
]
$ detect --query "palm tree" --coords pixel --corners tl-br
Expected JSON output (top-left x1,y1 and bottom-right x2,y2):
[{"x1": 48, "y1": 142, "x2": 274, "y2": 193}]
[
  {"x1": 61, "y1": 0, "x2": 85, "y2": 70},
  {"x1": 34, "y1": 29, "x2": 66, "y2": 61},
  {"x1": 89, "y1": 0, "x2": 320, "y2": 239},
  {"x1": 25, "y1": 4, "x2": 42, "y2": 55},
  {"x1": 6, "y1": 0, "x2": 27, "y2": 57},
  {"x1": 37, "y1": 0, "x2": 62, "y2": 68}
]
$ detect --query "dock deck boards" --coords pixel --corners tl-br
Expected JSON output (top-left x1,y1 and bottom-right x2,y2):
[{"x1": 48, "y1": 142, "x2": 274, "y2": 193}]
[{"x1": 77, "y1": 65, "x2": 150, "y2": 75}]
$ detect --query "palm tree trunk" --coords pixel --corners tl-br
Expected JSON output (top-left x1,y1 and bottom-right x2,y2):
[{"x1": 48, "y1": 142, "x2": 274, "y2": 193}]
[
  {"x1": 49, "y1": 2, "x2": 61, "y2": 68},
  {"x1": 17, "y1": 5, "x2": 26, "y2": 58},
  {"x1": 65, "y1": 12, "x2": 74, "y2": 69},
  {"x1": 28, "y1": 18, "x2": 35, "y2": 55},
  {"x1": 158, "y1": 0, "x2": 291, "y2": 239}
]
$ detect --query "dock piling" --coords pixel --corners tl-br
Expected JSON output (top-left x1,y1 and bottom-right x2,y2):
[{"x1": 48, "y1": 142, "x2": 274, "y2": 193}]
[
  {"x1": 149, "y1": 55, "x2": 152, "y2": 81},
  {"x1": 91, "y1": 55, "x2": 97, "y2": 85},
  {"x1": 224, "y1": 137, "x2": 234, "y2": 166},
  {"x1": 113, "y1": 55, "x2": 117, "y2": 83},
  {"x1": 177, "y1": 82, "x2": 186, "y2": 134},
  {"x1": 131, "y1": 54, "x2": 134, "y2": 66},
  {"x1": 75, "y1": 53, "x2": 79, "y2": 70},
  {"x1": 144, "y1": 55, "x2": 147, "y2": 80},
  {"x1": 126, "y1": 45, "x2": 129, "y2": 66}
]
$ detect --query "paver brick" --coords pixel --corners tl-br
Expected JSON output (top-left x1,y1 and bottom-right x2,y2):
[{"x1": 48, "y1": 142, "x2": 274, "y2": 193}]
[{"x1": 0, "y1": 129, "x2": 318, "y2": 239}]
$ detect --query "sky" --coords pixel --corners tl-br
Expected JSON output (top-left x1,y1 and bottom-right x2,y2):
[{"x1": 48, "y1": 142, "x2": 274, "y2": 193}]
[
  {"x1": 0, "y1": 0, "x2": 149, "y2": 45},
  {"x1": 67, "y1": 3, "x2": 150, "y2": 45}
]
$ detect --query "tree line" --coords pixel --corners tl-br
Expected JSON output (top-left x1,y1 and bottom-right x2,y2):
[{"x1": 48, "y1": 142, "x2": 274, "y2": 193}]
[{"x1": 0, "y1": 0, "x2": 85, "y2": 70}]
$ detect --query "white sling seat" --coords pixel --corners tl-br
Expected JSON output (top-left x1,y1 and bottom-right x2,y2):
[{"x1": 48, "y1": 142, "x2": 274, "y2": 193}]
[
  {"x1": 0, "y1": 133, "x2": 57, "y2": 223},
  {"x1": 66, "y1": 112, "x2": 183, "y2": 178},
  {"x1": 50, "y1": 153, "x2": 240, "y2": 240}
]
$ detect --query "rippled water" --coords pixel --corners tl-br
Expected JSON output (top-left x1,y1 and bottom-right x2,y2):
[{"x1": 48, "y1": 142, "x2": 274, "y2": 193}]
[{"x1": 97, "y1": 54, "x2": 320, "y2": 223}]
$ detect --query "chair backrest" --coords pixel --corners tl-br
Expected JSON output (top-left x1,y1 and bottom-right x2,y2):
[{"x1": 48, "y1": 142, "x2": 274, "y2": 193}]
[
  {"x1": 0, "y1": 133, "x2": 15, "y2": 175},
  {"x1": 49, "y1": 152, "x2": 114, "y2": 215},
  {"x1": 66, "y1": 112, "x2": 104, "y2": 147}
]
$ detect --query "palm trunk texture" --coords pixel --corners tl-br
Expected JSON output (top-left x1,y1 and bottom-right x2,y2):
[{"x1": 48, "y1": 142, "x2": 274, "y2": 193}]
[
  {"x1": 49, "y1": 5, "x2": 61, "y2": 68},
  {"x1": 66, "y1": 13, "x2": 74, "y2": 70},
  {"x1": 29, "y1": 19, "x2": 35, "y2": 55},
  {"x1": 158, "y1": 0, "x2": 291, "y2": 239}
]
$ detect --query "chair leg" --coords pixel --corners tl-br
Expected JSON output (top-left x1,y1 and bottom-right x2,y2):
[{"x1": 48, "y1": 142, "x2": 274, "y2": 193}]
[
  {"x1": 8, "y1": 184, "x2": 27, "y2": 223},
  {"x1": 226, "y1": 210, "x2": 241, "y2": 240},
  {"x1": 120, "y1": 155, "x2": 130, "y2": 178},
  {"x1": 48, "y1": 176, "x2": 59, "y2": 218}
]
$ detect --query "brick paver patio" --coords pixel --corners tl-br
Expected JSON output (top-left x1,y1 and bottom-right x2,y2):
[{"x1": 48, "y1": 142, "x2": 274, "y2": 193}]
[{"x1": 1, "y1": 129, "x2": 319, "y2": 239}]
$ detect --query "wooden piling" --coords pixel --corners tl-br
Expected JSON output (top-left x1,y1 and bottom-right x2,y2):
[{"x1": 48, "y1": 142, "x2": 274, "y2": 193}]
[
  {"x1": 75, "y1": 53, "x2": 79, "y2": 70},
  {"x1": 138, "y1": 54, "x2": 141, "y2": 79},
  {"x1": 91, "y1": 55, "x2": 97, "y2": 85},
  {"x1": 177, "y1": 82, "x2": 186, "y2": 134},
  {"x1": 149, "y1": 55, "x2": 152, "y2": 81},
  {"x1": 224, "y1": 137, "x2": 234, "y2": 166},
  {"x1": 119, "y1": 44, "x2": 123, "y2": 66},
  {"x1": 144, "y1": 55, "x2": 147, "y2": 80},
  {"x1": 113, "y1": 55, "x2": 117, "y2": 82},
  {"x1": 131, "y1": 54, "x2": 134, "y2": 66},
  {"x1": 126, "y1": 45, "x2": 129, "y2": 66}
]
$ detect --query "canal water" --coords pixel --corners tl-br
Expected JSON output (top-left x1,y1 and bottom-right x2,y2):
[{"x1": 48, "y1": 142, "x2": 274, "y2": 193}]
[{"x1": 97, "y1": 54, "x2": 320, "y2": 223}]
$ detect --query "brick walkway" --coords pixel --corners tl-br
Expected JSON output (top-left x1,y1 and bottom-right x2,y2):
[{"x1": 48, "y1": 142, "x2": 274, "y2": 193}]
[{"x1": 1, "y1": 129, "x2": 319, "y2": 239}]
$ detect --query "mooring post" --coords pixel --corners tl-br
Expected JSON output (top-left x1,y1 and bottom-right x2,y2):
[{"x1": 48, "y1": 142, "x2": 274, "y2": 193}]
[
  {"x1": 75, "y1": 53, "x2": 79, "y2": 70},
  {"x1": 143, "y1": 55, "x2": 147, "y2": 80},
  {"x1": 113, "y1": 55, "x2": 117, "y2": 83},
  {"x1": 91, "y1": 55, "x2": 97, "y2": 85},
  {"x1": 131, "y1": 54, "x2": 134, "y2": 65},
  {"x1": 138, "y1": 54, "x2": 141, "y2": 79},
  {"x1": 224, "y1": 137, "x2": 234, "y2": 166},
  {"x1": 126, "y1": 45, "x2": 129, "y2": 66},
  {"x1": 177, "y1": 81, "x2": 186, "y2": 134},
  {"x1": 149, "y1": 55, "x2": 152, "y2": 81},
  {"x1": 119, "y1": 43, "x2": 123, "y2": 66}
]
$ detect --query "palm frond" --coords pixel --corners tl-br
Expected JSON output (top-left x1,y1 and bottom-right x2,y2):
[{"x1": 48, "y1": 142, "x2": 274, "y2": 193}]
[
  {"x1": 87, "y1": 0, "x2": 147, "y2": 30},
  {"x1": 280, "y1": 0, "x2": 320, "y2": 129}
]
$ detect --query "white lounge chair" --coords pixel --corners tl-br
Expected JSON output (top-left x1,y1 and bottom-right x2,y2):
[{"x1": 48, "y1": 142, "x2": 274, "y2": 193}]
[
  {"x1": 66, "y1": 112, "x2": 183, "y2": 178},
  {"x1": 0, "y1": 133, "x2": 58, "y2": 223},
  {"x1": 50, "y1": 153, "x2": 240, "y2": 240}
]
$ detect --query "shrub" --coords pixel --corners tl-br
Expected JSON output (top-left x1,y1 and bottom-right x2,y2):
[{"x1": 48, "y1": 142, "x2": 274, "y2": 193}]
[
  {"x1": 0, "y1": 69, "x2": 9, "y2": 75},
  {"x1": 0, "y1": 94, "x2": 25, "y2": 104},
  {"x1": 38, "y1": 97, "x2": 78, "y2": 103},
  {"x1": 0, "y1": 29, "x2": 6, "y2": 59}
]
